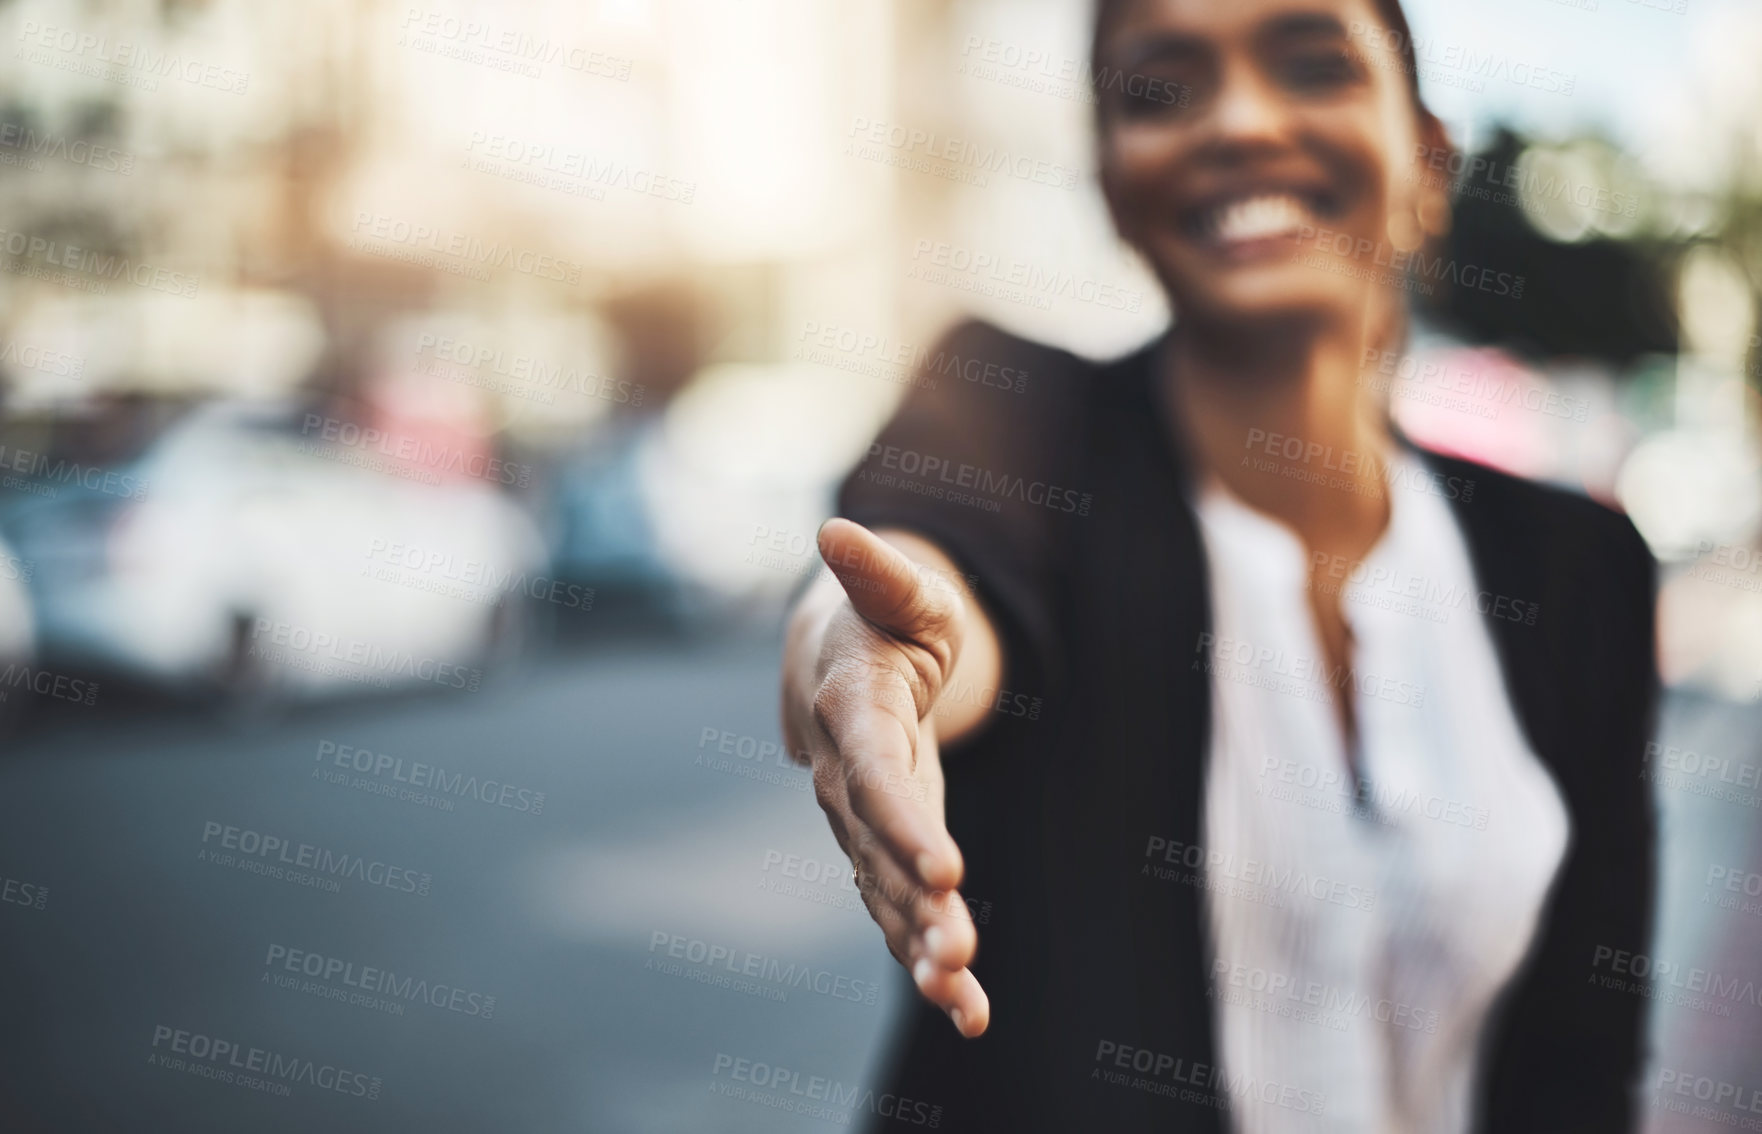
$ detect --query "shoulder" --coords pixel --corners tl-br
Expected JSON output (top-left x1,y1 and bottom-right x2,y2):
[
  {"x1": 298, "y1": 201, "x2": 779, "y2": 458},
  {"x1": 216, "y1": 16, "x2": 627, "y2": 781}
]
[
  {"x1": 926, "y1": 318, "x2": 1088, "y2": 370},
  {"x1": 840, "y1": 321, "x2": 1114, "y2": 524},
  {"x1": 1414, "y1": 446, "x2": 1655, "y2": 597},
  {"x1": 917, "y1": 319, "x2": 1166, "y2": 426},
  {"x1": 919, "y1": 319, "x2": 1098, "y2": 400},
  {"x1": 882, "y1": 320, "x2": 1130, "y2": 468}
]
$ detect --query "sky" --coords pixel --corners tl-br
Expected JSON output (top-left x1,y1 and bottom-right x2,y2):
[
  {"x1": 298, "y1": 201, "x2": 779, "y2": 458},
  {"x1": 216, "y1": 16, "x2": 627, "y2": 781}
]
[{"x1": 1404, "y1": 0, "x2": 1760, "y2": 190}]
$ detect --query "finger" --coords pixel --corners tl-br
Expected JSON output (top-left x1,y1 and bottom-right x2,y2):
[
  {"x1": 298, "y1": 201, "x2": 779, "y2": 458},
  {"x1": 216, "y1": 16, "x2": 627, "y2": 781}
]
[
  {"x1": 845, "y1": 753, "x2": 963, "y2": 891},
  {"x1": 846, "y1": 829, "x2": 980, "y2": 999},
  {"x1": 817, "y1": 694, "x2": 962, "y2": 890},
  {"x1": 914, "y1": 893, "x2": 979, "y2": 972},
  {"x1": 849, "y1": 836, "x2": 921, "y2": 963},
  {"x1": 818, "y1": 519, "x2": 962, "y2": 657},
  {"x1": 849, "y1": 825, "x2": 978, "y2": 974},
  {"x1": 909, "y1": 963, "x2": 990, "y2": 1038},
  {"x1": 863, "y1": 880, "x2": 918, "y2": 967}
]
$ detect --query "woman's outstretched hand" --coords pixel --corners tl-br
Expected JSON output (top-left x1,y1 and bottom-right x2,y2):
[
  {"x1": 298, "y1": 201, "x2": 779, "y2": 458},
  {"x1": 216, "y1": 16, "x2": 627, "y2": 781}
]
[{"x1": 780, "y1": 518, "x2": 997, "y2": 1038}]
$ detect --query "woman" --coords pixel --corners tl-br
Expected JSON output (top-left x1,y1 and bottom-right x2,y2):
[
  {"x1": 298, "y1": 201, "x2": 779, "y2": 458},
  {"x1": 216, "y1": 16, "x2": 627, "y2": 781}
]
[{"x1": 779, "y1": 0, "x2": 1658, "y2": 1130}]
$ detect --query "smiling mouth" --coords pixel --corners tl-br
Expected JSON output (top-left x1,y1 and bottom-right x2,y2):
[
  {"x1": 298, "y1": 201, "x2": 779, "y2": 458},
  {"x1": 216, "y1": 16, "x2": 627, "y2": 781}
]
[{"x1": 1181, "y1": 191, "x2": 1339, "y2": 251}]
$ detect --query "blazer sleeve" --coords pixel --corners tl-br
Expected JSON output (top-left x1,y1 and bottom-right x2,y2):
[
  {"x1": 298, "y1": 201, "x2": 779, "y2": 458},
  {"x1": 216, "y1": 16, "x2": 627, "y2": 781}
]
[{"x1": 835, "y1": 320, "x2": 1092, "y2": 706}]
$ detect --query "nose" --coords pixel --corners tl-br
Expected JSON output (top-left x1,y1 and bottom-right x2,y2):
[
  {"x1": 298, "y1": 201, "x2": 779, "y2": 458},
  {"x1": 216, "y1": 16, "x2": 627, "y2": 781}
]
[{"x1": 1204, "y1": 66, "x2": 1291, "y2": 152}]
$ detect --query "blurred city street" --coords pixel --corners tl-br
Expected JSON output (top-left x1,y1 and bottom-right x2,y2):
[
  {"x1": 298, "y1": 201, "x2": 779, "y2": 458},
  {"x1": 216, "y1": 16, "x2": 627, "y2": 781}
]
[{"x1": 0, "y1": 632, "x2": 911, "y2": 1134}]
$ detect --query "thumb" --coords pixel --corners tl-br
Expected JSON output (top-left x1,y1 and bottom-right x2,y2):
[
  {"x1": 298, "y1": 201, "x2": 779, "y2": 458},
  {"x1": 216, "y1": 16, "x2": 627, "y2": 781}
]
[{"x1": 817, "y1": 518, "x2": 963, "y2": 652}]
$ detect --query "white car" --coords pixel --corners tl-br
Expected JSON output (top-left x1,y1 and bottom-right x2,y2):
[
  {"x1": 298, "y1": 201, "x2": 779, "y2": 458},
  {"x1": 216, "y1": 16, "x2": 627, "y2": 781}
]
[{"x1": 9, "y1": 401, "x2": 547, "y2": 700}]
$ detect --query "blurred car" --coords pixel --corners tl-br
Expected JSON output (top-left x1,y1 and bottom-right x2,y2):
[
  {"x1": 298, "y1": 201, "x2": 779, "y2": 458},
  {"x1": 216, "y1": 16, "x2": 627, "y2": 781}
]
[
  {"x1": 0, "y1": 400, "x2": 546, "y2": 700},
  {"x1": 544, "y1": 417, "x2": 692, "y2": 623}
]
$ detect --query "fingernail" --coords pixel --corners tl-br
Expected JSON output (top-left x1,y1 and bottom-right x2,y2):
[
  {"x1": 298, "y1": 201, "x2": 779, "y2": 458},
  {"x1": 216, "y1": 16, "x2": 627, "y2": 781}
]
[
  {"x1": 950, "y1": 1007, "x2": 966, "y2": 1035},
  {"x1": 924, "y1": 926, "x2": 946, "y2": 959},
  {"x1": 913, "y1": 958, "x2": 934, "y2": 989}
]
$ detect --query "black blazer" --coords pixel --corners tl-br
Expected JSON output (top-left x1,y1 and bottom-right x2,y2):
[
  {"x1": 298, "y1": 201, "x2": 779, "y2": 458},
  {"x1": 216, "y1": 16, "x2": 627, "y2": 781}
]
[{"x1": 838, "y1": 322, "x2": 1659, "y2": 1134}]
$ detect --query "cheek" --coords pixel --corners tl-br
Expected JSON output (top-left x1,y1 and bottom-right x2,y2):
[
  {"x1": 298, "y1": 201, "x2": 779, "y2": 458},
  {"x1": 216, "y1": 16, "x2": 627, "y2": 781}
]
[
  {"x1": 1104, "y1": 129, "x2": 1183, "y2": 214},
  {"x1": 1317, "y1": 125, "x2": 1403, "y2": 229}
]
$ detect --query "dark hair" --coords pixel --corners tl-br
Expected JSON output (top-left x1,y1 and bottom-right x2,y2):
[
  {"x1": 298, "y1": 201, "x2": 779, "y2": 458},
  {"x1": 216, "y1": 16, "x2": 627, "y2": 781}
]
[{"x1": 1090, "y1": 0, "x2": 1426, "y2": 120}]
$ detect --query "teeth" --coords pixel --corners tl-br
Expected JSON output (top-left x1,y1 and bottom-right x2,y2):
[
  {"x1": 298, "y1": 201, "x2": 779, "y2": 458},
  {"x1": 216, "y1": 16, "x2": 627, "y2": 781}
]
[{"x1": 1207, "y1": 194, "x2": 1309, "y2": 243}]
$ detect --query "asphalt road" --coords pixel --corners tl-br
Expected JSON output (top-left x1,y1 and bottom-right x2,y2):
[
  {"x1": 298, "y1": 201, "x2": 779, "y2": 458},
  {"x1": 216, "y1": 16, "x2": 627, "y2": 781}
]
[
  {"x1": 0, "y1": 633, "x2": 907, "y2": 1134},
  {"x1": 2, "y1": 631, "x2": 1759, "y2": 1133}
]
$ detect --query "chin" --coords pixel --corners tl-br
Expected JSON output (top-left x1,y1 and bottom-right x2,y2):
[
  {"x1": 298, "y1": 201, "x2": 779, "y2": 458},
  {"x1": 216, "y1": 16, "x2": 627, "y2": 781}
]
[{"x1": 1171, "y1": 270, "x2": 1364, "y2": 328}]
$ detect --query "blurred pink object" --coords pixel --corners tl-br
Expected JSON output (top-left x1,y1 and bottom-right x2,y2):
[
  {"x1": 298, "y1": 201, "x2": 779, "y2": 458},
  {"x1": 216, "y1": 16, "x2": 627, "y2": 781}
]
[
  {"x1": 1389, "y1": 346, "x2": 1553, "y2": 479},
  {"x1": 365, "y1": 363, "x2": 497, "y2": 486}
]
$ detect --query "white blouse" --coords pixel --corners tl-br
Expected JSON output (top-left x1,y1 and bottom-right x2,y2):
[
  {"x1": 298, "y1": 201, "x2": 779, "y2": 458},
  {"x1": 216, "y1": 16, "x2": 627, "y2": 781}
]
[{"x1": 1193, "y1": 450, "x2": 1571, "y2": 1134}]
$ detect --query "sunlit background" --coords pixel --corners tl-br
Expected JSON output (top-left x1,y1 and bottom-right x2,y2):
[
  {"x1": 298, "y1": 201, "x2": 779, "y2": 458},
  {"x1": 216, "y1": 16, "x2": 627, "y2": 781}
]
[{"x1": 3, "y1": 0, "x2": 1761, "y2": 1130}]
